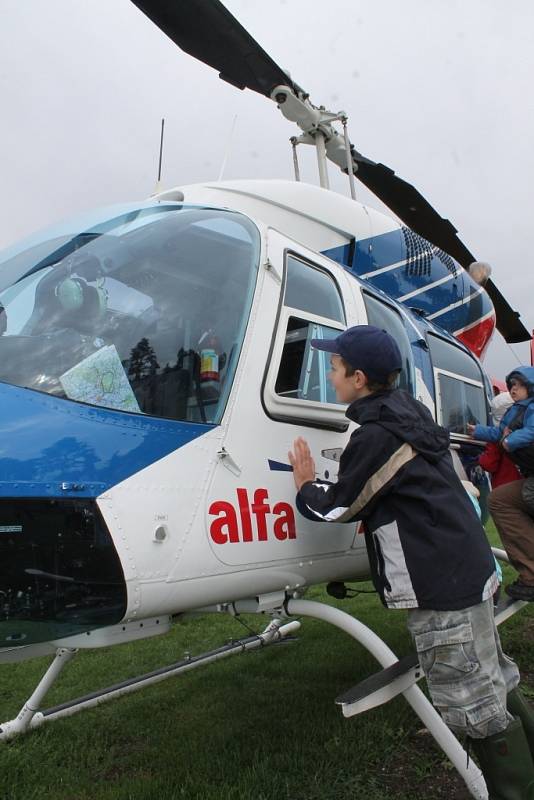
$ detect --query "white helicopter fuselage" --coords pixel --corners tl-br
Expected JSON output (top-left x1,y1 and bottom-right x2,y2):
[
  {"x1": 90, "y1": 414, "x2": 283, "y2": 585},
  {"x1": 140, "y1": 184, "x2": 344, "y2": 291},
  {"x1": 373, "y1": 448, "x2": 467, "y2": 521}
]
[
  {"x1": 0, "y1": 179, "x2": 488, "y2": 654},
  {"x1": 91, "y1": 179, "x2": 443, "y2": 619}
]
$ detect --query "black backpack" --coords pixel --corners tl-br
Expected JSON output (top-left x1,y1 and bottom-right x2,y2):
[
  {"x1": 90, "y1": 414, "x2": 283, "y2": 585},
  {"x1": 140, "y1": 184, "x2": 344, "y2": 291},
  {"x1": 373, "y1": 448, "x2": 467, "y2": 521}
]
[{"x1": 506, "y1": 404, "x2": 534, "y2": 476}]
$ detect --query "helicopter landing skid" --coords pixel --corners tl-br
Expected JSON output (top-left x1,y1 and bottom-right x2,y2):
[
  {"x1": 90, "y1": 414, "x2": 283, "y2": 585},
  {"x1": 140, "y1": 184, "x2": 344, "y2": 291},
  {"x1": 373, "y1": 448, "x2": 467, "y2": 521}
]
[{"x1": 0, "y1": 617, "x2": 300, "y2": 742}]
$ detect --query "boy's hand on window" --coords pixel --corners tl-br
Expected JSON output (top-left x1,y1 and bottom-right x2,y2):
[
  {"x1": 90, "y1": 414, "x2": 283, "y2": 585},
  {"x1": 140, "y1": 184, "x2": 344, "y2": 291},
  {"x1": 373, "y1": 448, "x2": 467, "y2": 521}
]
[{"x1": 288, "y1": 437, "x2": 316, "y2": 491}]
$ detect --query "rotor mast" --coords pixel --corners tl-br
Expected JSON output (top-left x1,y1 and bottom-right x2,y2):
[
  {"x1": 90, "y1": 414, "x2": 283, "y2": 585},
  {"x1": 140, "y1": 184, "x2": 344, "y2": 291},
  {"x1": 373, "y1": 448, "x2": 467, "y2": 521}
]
[{"x1": 272, "y1": 85, "x2": 356, "y2": 196}]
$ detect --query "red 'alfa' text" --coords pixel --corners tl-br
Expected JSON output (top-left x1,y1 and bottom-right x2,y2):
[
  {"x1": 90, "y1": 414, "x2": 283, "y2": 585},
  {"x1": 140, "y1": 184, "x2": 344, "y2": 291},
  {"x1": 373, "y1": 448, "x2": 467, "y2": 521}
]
[{"x1": 209, "y1": 488, "x2": 296, "y2": 544}]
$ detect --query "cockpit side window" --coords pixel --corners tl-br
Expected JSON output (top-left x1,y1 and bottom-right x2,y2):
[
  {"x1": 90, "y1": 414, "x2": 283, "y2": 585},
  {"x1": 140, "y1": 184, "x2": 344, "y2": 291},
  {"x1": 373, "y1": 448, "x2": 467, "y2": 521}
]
[
  {"x1": 427, "y1": 334, "x2": 489, "y2": 436},
  {"x1": 264, "y1": 254, "x2": 348, "y2": 429},
  {"x1": 0, "y1": 206, "x2": 260, "y2": 424}
]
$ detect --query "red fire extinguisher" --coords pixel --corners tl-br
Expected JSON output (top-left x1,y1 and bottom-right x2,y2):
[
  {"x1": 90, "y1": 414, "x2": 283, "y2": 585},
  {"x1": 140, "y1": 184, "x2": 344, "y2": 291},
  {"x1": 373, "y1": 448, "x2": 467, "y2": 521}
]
[{"x1": 198, "y1": 329, "x2": 220, "y2": 394}]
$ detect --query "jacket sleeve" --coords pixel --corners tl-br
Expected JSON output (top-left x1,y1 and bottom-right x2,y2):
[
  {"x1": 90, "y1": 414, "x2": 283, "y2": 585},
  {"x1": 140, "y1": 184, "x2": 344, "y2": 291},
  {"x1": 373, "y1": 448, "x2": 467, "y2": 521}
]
[
  {"x1": 297, "y1": 425, "x2": 415, "y2": 523},
  {"x1": 473, "y1": 423, "x2": 501, "y2": 443},
  {"x1": 478, "y1": 443, "x2": 501, "y2": 474},
  {"x1": 505, "y1": 405, "x2": 534, "y2": 451}
]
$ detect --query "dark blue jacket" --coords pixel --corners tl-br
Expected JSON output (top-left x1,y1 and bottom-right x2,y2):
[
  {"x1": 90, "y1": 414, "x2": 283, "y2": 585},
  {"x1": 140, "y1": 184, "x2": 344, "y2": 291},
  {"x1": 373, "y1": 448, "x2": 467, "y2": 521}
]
[{"x1": 298, "y1": 389, "x2": 497, "y2": 611}]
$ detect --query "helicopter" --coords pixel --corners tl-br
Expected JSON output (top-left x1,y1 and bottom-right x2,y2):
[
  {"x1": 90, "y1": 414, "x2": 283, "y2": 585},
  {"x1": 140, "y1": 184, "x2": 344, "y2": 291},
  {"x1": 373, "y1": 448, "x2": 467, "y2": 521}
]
[{"x1": 0, "y1": 2, "x2": 531, "y2": 798}]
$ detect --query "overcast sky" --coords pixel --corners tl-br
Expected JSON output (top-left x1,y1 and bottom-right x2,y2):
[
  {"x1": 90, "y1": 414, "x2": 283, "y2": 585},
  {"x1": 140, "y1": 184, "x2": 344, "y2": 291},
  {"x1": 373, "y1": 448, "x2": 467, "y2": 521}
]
[{"x1": 1, "y1": 0, "x2": 533, "y2": 376}]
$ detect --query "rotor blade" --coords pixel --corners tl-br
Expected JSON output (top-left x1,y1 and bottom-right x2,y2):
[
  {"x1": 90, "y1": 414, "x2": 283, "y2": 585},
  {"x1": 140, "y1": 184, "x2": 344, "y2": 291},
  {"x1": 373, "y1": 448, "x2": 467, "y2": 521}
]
[
  {"x1": 483, "y1": 278, "x2": 528, "y2": 344},
  {"x1": 131, "y1": 0, "x2": 300, "y2": 96},
  {"x1": 131, "y1": 0, "x2": 528, "y2": 344},
  {"x1": 351, "y1": 155, "x2": 530, "y2": 343}
]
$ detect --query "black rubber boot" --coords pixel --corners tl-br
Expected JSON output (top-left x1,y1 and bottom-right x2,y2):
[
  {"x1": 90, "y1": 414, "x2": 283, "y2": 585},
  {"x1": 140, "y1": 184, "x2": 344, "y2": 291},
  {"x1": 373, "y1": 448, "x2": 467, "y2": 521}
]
[
  {"x1": 470, "y1": 718, "x2": 534, "y2": 799},
  {"x1": 508, "y1": 689, "x2": 534, "y2": 759},
  {"x1": 506, "y1": 580, "x2": 534, "y2": 601}
]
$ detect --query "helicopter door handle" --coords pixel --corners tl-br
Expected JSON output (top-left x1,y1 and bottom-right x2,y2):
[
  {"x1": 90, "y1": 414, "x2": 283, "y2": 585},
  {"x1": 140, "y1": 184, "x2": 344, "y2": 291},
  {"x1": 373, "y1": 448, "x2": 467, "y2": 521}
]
[
  {"x1": 321, "y1": 448, "x2": 343, "y2": 462},
  {"x1": 217, "y1": 448, "x2": 242, "y2": 477}
]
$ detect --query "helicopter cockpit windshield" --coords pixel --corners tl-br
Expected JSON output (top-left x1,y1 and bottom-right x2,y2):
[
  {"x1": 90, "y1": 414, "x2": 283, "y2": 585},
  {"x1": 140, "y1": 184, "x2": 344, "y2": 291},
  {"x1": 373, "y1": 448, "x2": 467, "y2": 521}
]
[{"x1": 0, "y1": 204, "x2": 260, "y2": 423}]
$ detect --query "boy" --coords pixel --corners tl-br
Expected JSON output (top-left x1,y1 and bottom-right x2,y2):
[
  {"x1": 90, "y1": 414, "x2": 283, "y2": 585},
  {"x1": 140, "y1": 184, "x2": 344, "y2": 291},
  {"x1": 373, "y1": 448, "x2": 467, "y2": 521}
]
[
  {"x1": 478, "y1": 392, "x2": 521, "y2": 490},
  {"x1": 288, "y1": 325, "x2": 534, "y2": 798},
  {"x1": 469, "y1": 368, "x2": 534, "y2": 601}
]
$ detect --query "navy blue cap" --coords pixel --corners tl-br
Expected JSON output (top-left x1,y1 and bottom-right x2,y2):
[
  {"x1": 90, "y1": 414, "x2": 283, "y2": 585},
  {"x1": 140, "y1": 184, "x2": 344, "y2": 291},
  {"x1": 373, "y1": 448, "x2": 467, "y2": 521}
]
[{"x1": 311, "y1": 325, "x2": 403, "y2": 382}]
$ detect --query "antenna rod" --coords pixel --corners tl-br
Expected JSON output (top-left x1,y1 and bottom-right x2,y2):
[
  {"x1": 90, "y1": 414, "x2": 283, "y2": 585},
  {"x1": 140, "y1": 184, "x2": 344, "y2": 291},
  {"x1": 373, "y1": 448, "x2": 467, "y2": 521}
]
[{"x1": 157, "y1": 118, "x2": 165, "y2": 183}]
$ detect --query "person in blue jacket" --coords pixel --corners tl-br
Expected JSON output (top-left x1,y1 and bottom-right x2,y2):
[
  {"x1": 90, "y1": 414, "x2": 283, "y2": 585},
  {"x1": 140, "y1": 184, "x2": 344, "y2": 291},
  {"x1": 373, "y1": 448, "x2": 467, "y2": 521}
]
[{"x1": 468, "y1": 366, "x2": 534, "y2": 601}]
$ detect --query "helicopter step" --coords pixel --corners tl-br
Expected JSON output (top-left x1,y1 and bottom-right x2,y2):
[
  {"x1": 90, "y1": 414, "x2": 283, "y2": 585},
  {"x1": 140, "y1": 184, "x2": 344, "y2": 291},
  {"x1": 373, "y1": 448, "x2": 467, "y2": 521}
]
[
  {"x1": 336, "y1": 651, "x2": 422, "y2": 714},
  {"x1": 0, "y1": 618, "x2": 300, "y2": 742},
  {"x1": 335, "y1": 595, "x2": 525, "y2": 718}
]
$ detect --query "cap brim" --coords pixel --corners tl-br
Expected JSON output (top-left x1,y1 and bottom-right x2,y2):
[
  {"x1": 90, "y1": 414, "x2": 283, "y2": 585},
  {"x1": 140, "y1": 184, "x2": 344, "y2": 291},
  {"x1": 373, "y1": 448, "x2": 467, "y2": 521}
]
[{"x1": 310, "y1": 338, "x2": 340, "y2": 354}]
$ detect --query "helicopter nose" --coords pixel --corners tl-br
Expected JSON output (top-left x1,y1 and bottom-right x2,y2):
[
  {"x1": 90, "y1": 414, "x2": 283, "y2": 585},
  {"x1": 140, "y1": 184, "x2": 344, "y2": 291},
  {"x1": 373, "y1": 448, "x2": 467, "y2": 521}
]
[
  {"x1": 0, "y1": 381, "x2": 212, "y2": 647},
  {"x1": 0, "y1": 497, "x2": 126, "y2": 647}
]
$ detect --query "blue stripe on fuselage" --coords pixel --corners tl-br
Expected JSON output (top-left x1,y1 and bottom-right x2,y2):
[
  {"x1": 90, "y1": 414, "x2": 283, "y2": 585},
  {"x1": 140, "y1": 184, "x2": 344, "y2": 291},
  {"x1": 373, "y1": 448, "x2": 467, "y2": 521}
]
[
  {"x1": 322, "y1": 231, "x2": 492, "y2": 337},
  {"x1": 0, "y1": 383, "x2": 213, "y2": 498},
  {"x1": 324, "y1": 229, "x2": 406, "y2": 273}
]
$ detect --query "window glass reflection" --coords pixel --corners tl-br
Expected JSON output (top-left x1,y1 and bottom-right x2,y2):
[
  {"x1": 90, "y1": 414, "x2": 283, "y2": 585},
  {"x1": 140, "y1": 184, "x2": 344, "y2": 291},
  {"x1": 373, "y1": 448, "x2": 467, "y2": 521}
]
[
  {"x1": 438, "y1": 373, "x2": 486, "y2": 434},
  {"x1": 284, "y1": 256, "x2": 345, "y2": 322},
  {"x1": 362, "y1": 293, "x2": 414, "y2": 393},
  {"x1": 427, "y1": 334, "x2": 482, "y2": 382},
  {"x1": 0, "y1": 498, "x2": 126, "y2": 646},
  {"x1": 0, "y1": 206, "x2": 260, "y2": 423},
  {"x1": 276, "y1": 317, "x2": 342, "y2": 404}
]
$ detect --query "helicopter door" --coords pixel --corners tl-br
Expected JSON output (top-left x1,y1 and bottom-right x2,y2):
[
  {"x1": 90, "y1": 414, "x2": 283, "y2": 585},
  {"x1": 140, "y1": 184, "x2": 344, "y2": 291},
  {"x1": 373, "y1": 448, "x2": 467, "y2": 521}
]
[{"x1": 205, "y1": 231, "x2": 365, "y2": 570}]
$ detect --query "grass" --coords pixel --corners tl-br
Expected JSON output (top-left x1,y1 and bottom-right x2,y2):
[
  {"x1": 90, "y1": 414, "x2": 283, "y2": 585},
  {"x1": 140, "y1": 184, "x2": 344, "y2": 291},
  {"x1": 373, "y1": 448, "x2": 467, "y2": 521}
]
[{"x1": 1, "y1": 522, "x2": 534, "y2": 800}]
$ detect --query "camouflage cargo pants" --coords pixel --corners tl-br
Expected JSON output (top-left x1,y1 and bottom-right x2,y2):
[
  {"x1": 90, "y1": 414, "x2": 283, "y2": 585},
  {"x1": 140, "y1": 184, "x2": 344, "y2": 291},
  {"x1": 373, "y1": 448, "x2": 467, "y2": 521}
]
[{"x1": 407, "y1": 598, "x2": 519, "y2": 739}]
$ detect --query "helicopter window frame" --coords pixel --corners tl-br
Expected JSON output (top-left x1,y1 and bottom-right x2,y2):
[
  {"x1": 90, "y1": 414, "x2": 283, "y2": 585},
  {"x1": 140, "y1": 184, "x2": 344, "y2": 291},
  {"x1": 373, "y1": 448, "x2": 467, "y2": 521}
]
[
  {"x1": 361, "y1": 290, "x2": 415, "y2": 395},
  {"x1": 263, "y1": 251, "x2": 349, "y2": 431},
  {"x1": 427, "y1": 333, "x2": 489, "y2": 439}
]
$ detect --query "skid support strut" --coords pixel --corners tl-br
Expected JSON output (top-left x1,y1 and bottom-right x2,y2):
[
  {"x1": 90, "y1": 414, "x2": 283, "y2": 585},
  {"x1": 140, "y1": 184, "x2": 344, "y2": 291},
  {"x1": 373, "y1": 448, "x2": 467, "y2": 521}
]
[
  {"x1": 285, "y1": 599, "x2": 488, "y2": 800},
  {"x1": 0, "y1": 647, "x2": 77, "y2": 740},
  {"x1": 0, "y1": 619, "x2": 299, "y2": 741}
]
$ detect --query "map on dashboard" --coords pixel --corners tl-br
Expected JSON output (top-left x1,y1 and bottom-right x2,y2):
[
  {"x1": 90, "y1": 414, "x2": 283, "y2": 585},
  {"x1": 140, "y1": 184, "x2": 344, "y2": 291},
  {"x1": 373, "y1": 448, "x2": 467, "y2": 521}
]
[{"x1": 59, "y1": 344, "x2": 140, "y2": 413}]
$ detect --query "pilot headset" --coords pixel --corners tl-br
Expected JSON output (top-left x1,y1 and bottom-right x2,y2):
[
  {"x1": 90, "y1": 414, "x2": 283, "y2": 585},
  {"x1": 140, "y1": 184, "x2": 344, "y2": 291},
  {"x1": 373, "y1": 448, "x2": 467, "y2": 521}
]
[{"x1": 55, "y1": 275, "x2": 107, "y2": 318}]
